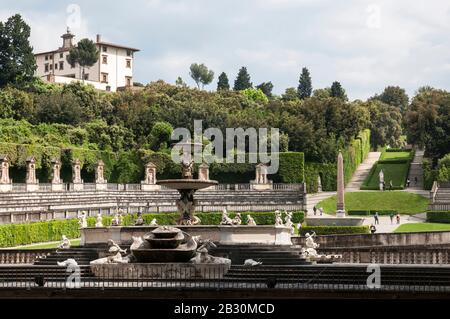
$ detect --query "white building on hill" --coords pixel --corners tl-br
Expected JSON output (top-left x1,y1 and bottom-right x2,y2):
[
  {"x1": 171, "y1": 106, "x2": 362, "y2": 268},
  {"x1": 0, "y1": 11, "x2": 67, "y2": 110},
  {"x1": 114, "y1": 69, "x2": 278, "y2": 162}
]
[{"x1": 34, "y1": 29, "x2": 140, "y2": 92}]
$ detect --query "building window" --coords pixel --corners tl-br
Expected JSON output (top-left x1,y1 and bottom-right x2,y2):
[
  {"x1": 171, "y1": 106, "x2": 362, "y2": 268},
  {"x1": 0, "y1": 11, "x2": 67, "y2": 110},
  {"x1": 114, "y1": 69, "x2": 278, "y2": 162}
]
[
  {"x1": 101, "y1": 73, "x2": 108, "y2": 83},
  {"x1": 127, "y1": 50, "x2": 132, "y2": 57},
  {"x1": 126, "y1": 59, "x2": 131, "y2": 68},
  {"x1": 126, "y1": 76, "x2": 132, "y2": 86},
  {"x1": 102, "y1": 55, "x2": 108, "y2": 64},
  {"x1": 45, "y1": 55, "x2": 48, "y2": 61},
  {"x1": 102, "y1": 46, "x2": 107, "y2": 52},
  {"x1": 49, "y1": 64, "x2": 53, "y2": 70},
  {"x1": 106, "y1": 86, "x2": 111, "y2": 92},
  {"x1": 60, "y1": 53, "x2": 64, "y2": 59},
  {"x1": 84, "y1": 73, "x2": 89, "y2": 80},
  {"x1": 45, "y1": 64, "x2": 49, "y2": 72},
  {"x1": 59, "y1": 61, "x2": 64, "y2": 70},
  {"x1": 55, "y1": 63, "x2": 58, "y2": 70}
]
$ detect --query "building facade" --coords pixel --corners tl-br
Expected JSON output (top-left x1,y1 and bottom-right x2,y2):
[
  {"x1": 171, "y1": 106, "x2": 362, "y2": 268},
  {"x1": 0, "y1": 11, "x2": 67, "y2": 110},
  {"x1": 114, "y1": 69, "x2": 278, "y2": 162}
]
[{"x1": 34, "y1": 29, "x2": 139, "y2": 92}]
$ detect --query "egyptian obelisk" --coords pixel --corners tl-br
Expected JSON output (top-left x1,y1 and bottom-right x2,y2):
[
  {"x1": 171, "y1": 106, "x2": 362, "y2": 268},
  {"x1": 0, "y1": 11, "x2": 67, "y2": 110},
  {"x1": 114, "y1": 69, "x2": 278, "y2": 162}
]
[{"x1": 336, "y1": 152, "x2": 345, "y2": 217}]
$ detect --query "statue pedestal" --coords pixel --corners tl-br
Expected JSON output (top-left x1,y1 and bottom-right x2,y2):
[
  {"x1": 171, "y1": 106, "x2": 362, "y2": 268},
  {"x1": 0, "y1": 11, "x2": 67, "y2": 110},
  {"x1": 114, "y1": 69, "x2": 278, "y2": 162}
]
[
  {"x1": 336, "y1": 210, "x2": 346, "y2": 218},
  {"x1": 0, "y1": 183, "x2": 12, "y2": 192},
  {"x1": 73, "y1": 183, "x2": 84, "y2": 191},
  {"x1": 141, "y1": 183, "x2": 161, "y2": 191},
  {"x1": 251, "y1": 183, "x2": 272, "y2": 190},
  {"x1": 379, "y1": 182, "x2": 384, "y2": 191},
  {"x1": 95, "y1": 183, "x2": 107, "y2": 191},
  {"x1": 51, "y1": 183, "x2": 64, "y2": 192},
  {"x1": 26, "y1": 183, "x2": 39, "y2": 192}
]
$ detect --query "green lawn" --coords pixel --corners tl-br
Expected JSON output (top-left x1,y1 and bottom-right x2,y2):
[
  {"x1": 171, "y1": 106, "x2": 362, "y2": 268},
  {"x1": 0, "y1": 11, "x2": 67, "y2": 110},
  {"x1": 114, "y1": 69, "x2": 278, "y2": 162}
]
[
  {"x1": 380, "y1": 151, "x2": 411, "y2": 161},
  {"x1": 394, "y1": 223, "x2": 450, "y2": 233},
  {"x1": 13, "y1": 239, "x2": 81, "y2": 250},
  {"x1": 317, "y1": 191, "x2": 428, "y2": 215}
]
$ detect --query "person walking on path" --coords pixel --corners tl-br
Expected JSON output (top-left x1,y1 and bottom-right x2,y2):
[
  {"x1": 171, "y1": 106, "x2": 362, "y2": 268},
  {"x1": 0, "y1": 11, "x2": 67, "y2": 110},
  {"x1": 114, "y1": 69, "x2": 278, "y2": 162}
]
[
  {"x1": 414, "y1": 176, "x2": 418, "y2": 186},
  {"x1": 374, "y1": 212, "x2": 379, "y2": 225},
  {"x1": 319, "y1": 207, "x2": 323, "y2": 216},
  {"x1": 389, "y1": 213, "x2": 394, "y2": 225},
  {"x1": 370, "y1": 224, "x2": 377, "y2": 234},
  {"x1": 313, "y1": 206, "x2": 317, "y2": 216},
  {"x1": 406, "y1": 178, "x2": 410, "y2": 188},
  {"x1": 396, "y1": 214, "x2": 401, "y2": 224}
]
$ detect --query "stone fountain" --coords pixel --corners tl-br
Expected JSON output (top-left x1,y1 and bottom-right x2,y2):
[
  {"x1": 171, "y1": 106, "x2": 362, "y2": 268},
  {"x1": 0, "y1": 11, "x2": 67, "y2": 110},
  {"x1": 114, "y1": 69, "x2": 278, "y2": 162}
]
[{"x1": 156, "y1": 141, "x2": 218, "y2": 225}]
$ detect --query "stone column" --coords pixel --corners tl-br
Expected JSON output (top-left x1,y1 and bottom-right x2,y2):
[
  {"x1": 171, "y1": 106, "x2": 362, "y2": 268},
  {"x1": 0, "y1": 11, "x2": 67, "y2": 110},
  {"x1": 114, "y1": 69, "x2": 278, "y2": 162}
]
[
  {"x1": 25, "y1": 156, "x2": 39, "y2": 192},
  {"x1": 336, "y1": 152, "x2": 346, "y2": 217},
  {"x1": 51, "y1": 158, "x2": 63, "y2": 191},
  {"x1": 251, "y1": 163, "x2": 272, "y2": 190},
  {"x1": 0, "y1": 155, "x2": 12, "y2": 192},
  {"x1": 95, "y1": 160, "x2": 107, "y2": 190},
  {"x1": 141, "y1": 162, "x2": 160, "y2": 191},
  {"x1": 72, "y1": 159, "x2": 83, "y2": 191}
]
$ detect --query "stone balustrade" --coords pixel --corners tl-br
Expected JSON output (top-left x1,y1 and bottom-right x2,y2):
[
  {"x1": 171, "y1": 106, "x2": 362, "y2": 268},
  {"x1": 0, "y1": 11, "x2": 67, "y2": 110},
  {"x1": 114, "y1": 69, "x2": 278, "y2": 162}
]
[{"x1": 0, "y1": 250, "x2": 53, "y2": 264}]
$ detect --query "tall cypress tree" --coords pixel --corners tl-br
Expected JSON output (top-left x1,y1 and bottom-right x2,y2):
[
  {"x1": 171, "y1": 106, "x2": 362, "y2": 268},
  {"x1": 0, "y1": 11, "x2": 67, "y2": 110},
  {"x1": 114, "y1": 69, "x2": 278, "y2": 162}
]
[
  {"x1": 330, "y1": 81, "x2": 346, "y2": 99},
  {"x1": 0, "y1": 14, "x2": 36, "y2": 88},
  {"x1": 233, "y1": 67, "x2": 252, "y2": 91},
  {"x1": 297, "y1": 67, "x2": 312, "y2": 99},
  {"x1": 217, "y1": 72, "x2": 230, "y2": 91}
]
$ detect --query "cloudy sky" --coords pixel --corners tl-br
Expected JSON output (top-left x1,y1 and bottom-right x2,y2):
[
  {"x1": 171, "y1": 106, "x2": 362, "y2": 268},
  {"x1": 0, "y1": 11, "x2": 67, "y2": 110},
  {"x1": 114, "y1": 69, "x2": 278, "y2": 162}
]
[{"x1": 1, "y1": 0, "x2": 450, "y2": 99}]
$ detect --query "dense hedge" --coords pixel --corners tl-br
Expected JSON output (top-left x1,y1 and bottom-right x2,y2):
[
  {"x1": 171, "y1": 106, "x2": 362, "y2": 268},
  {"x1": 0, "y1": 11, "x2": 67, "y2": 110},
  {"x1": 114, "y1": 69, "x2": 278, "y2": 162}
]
[
  {"x1": 427, "y1": 211, "x2": 450, "y2": 223},
  {"x1": 423, "y1": 159, "x2": 437, "y2": 190},
  {"x1": 305, "y1": 129, "x2": 371, "y2": 192},
  {"x1": 0, "y1": 211, "x2": 305, "y2": 247},
  {"x1": 347, "y1": 210, "x2": 398, "y2": 216},
  {"x1": 298, "y1": 225, "x2": 370, "y2": 236}
]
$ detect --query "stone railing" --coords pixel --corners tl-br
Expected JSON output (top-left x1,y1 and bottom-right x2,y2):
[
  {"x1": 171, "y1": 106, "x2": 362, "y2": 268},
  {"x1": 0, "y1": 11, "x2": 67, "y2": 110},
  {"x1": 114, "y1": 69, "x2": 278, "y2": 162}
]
[
  {"x1": 319, "y1": 246, "x2": 450, "y2": 265},
  {"x1": 0, "y1": 249, "x2": 54, "y2": 265}
]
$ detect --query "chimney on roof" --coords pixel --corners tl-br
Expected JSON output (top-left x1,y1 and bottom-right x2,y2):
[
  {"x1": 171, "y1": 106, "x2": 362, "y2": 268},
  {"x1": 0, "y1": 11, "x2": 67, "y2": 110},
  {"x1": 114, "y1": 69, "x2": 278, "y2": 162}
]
[{"x1": 96, "y1": 34, "x2": 101, "y2": 43}]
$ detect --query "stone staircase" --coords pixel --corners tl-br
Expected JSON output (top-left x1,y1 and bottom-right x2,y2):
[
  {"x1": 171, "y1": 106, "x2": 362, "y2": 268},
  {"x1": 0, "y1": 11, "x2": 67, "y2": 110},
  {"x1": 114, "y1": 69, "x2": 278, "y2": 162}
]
[
  {"x1": 33, "y1": 247, "x2": 99, "y2": 266},
  {"x1": 345, "y1": 152, "x2": 381, "y2": 191},
  {"x1": 407, "y1": 149, "x2": 425, "y2": 190}
]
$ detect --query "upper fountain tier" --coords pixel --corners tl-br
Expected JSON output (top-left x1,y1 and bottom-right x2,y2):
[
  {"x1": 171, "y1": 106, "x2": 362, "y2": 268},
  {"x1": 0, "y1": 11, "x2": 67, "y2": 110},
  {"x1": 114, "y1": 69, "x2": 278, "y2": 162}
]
[{"x1": 157, "y1": 179, "x2": 218, "y2": 190}]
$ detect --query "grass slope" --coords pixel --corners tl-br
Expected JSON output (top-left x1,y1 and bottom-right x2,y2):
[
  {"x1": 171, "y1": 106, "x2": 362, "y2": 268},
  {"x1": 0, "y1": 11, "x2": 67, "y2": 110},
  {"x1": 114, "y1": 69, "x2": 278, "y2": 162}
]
[
  {"x1": 317, "y1": 191, "x2": 428, "y2": 215},
  {"x1": 6, "y1": 239, "x2": 81, "y2": 250},
  {"x1": 394, "y1": 223, "x2": 450, "y2": 233}
]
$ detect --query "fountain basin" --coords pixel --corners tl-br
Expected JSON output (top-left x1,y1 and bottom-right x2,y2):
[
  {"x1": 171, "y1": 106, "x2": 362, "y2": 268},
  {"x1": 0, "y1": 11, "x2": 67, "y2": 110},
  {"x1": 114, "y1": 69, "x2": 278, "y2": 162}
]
[
  {"x1": 157, "y1": 179, "x2": 218, "y2": 190},
  {"x1": 90, "y1": 263, "x2": 230, "y2": 280}
]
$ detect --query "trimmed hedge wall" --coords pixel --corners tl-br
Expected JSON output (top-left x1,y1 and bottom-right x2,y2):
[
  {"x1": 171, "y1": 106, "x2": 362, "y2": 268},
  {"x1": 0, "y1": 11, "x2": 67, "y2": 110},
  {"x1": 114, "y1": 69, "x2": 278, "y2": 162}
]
[
  {"x1": 298, "y1": 225, "x2": 370, "y2": 236},
  {"x1": 427, "y1": 211, "x2": 450, "y2": 223},
  {"x1": 423, "y1": 159, "x2": 437, "y2": 190},
  {"x1": 305, "y1": 129, "x2": 371, "y2": 193},
  {"x1": 0, "y1": 142, "x2": 305, "y2": 184},
  {"x1": 0, "y1": 211, "x2": 305, "y2": 248}
]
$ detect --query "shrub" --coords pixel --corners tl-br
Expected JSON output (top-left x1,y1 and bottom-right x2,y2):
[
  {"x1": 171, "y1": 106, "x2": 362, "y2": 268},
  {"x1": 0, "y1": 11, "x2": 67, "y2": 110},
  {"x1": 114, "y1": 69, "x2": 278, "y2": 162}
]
[
  {"x1": 427, "y1": 211, "x2": 450, "y2": 223},
  {"x1": 298, "y1": 226, "x2": 370, "y2": 236}
]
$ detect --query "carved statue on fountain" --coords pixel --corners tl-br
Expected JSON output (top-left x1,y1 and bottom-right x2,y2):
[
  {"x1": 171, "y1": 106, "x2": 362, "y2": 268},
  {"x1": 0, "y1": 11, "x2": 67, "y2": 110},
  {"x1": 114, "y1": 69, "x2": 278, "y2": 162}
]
[
  {"x1": 181, "y1": 158, "x2": 194, "y2": 179},
  {"x1": 274, "y1": 210, "x2": 283, "y2": 226},
  {"x1": 150, "y1": 218, "x2": 158, "y2": 226},
  {"x1": 78, "y1": 211, "x2": 88, "y2": 228},
  {"x1": 135, "y1": 212, "x2": 145, "y2": 226},
  {"x1": 220, "y1": 208, "x2": 233, "y2": 225},
  {"x1": 190, "y1": 237, "x2": 231, "y2": 265},
  {"x1": 284, "y1": 211, "x2": 295, "y2": 235},
  {"x1": 176, "y1": 189, "x2": 201, "y2": 225},
  {"x1": 246, "y1": 214, "x2": 257, "y2": 226},
  {"x1": 90, "y1": 239, "x2": 130, "y2": 264},
  {"x1": 95, "y1": 213, "x2": 103, "y2": 228},
  {"x1": 58, "y1": 235, "x2": 71, "y2": 249},
  {"x1": 232, "y1": 213, "x2": 242, "y2": 225},
  {"x1": 304, "y1": 232, "x2": 320, "y2": 258}
]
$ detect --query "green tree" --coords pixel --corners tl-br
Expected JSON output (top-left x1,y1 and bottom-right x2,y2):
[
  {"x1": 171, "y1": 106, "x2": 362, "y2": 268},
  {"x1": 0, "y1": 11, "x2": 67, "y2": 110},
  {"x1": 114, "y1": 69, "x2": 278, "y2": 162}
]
[
  {"x1": 189, "y1": 63, "x2": 214, "y2": 89},
  {"x1": 282, "y1": 87, "x2": 299, "y2": 102},
  {"x1": 240, "y1": 88, "x2": 269, "y2": 104},
  {"x1": 0, "y1": 14, "x2": 36, "y2": 88},
  {"x1": 373, "y1": 86, "x2": 409, "y2": 114},
  {"x1": 256, "y1": 82, "x2": 274, "y2": 98},
  {"x1": 175, "y1": 76, "x2": 187, "y2": 87},
  {"x1": 66, "y1": 38, "x2": 99, "y2": 81},
  {"x1": 217, "y1": 72, "x2": 230, "y2": 91},
  {"x1": 313, "y1": 88, "x2": 331, "y2": 99},
  {"x1": 297, "y1": 67, "x2": 312, "y2": 99},
  {"x1": 365, "y1": 100, "x2": 403, "y2": 149},
  {"x1": 233, "y1": 67, "x2": 252, "y2": 91},
  {"x1": 330, "y1": 81, "x2": 347, "y2": 100},
  {"x1": 35, "y1": 91, "x2": 83, "y2": 125},
  {"x1": 148, "y1": 121, "x2": 174, "y2": 151},
  {"x1": 437, "y1": 153, "x2": 450, "y2": 182}
]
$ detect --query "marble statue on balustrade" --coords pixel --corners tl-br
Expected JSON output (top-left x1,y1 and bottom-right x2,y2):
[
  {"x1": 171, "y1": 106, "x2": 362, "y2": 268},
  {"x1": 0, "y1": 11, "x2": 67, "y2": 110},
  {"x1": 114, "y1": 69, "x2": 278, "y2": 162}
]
[
  {"x1": 95, "y1": 213, "x2": 103, "y2": 227},
  {"x1": 78, "y1": 211, "x2": 88, "y2": 228},
  {"x1": 135, "y1": 212, "x2": 145, "y2": 226},
  {"x1": 198, "y1": 163, "x2": 210, "y2": 181},
  {"x1": 251, "y1": 163, "x2": 272, "y2": 190},
  {"x1": 220, "y1": 208, "x2": 233, "y2": 225},
  {"x1": 51, "y1": 158, "x2": 63, "y2": 191},
  {"x1": 95, "y1": 160, "x2": 107, "y2": 190},
  {"x1": 274, "y1": 210, "x2": 283, "y2": 226},
  {"x1": 58, "y1": 235, "x2": 71, "y2": 249},
  {"x1": 112, "y1": 210, "x2": 124, "y2": 226},
  {"x1": 72, "y1": 159, "x2": 83, "y2": 191},
  {"x1": 141, "y1": 162, "x2": 160, "y2": 191},
  {"x1": 0, "y1": 155, "x2": 12, "y2": 192},
  {"x1": 246, "y1": 214, "x2": 257, "y2": 226},
  {"x1": 284, "y1": 211, "x2": 295, "y2": 235},
  {"x1": 25, "y1": 156, "x2": 39, "y2": 192}
]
